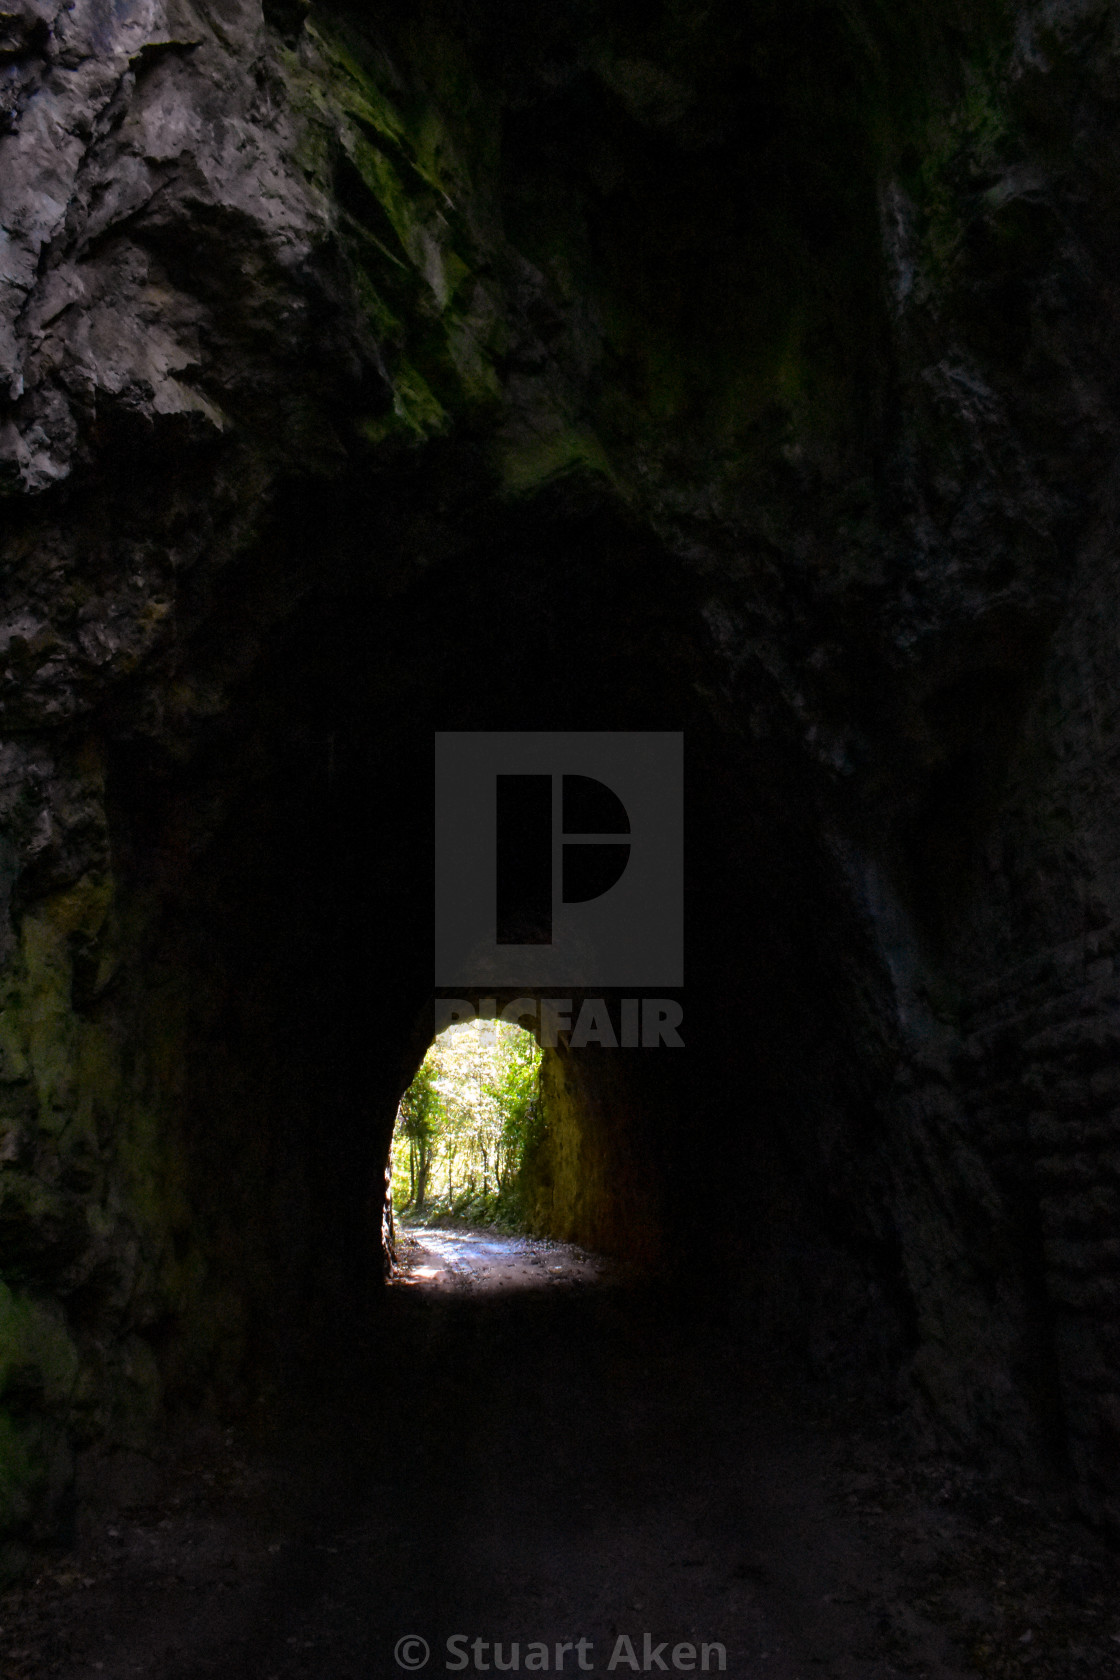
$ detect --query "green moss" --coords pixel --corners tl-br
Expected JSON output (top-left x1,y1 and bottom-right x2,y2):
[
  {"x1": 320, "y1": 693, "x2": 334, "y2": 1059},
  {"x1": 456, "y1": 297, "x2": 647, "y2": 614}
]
[
  {"x1": 0, "y1": 999, "x2": 29, "y2": 1084},
  {"x1": 499, "y1": 429, "x2": 615, "y2": 498},
  {"x1": 909, "y1": 60, "x2": 1012, "y2": 284},
  {"x1": 0, "y1": 1282, "x2": 79, "y2": 1404},
  {"x1": 304, "y1": 25, "x2": 409, "y2": 154},
  {"x1": 343, "y1": 130, "x2": 425, "y2": 263},
  {"x1": 0, "y1": 1282, "x2": 79, "y2": 1533},
  {"x1": 285, "y1": 15, "x2": 502, "y2": 448},
  {"x1": 347, "y1": 265, "x2": 402, "y2": 340},
  {"x1": 361, "y1": 361, "x2": 449, "y2": 444},
  {"x1": 18, "y1": 877, "x2": 112, "y2": 1131}
]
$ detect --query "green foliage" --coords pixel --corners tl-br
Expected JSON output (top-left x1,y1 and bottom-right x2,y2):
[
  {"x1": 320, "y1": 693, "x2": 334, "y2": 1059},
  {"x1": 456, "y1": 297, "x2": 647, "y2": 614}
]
[
  {"x1": 397, "y1": 1060, "x2": 442, "y2": 1145},
  {"x1": 390, "y1": 1020, "x2": 541, "y2": 1225}
]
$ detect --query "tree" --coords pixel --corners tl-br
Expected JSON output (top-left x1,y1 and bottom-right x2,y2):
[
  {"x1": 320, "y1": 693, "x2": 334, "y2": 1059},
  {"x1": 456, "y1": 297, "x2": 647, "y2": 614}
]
[
  {"x1": 488, "y1": 1028, "x2": 541, "y2": 1193},
  {"x1": 396, "y1": 1061, "x2": 443, "y2": 1212}
]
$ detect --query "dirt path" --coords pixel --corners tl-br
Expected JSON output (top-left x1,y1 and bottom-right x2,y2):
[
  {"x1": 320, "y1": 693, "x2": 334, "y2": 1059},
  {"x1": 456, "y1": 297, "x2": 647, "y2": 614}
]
[
  {"x1": 0, "y1": 1226, "x2": 1116, "y2": 1679},
  {"x1": 392, "y1": 1221, "x2": 608, "y2": 1292}
]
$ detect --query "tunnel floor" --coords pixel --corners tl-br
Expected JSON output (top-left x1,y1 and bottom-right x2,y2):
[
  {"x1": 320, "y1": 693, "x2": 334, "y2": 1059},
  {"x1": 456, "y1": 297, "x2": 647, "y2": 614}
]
[
  {"x1": 0, "y1": 1231, "x2": 1115, "y2": 1680},
  {"x1": 392, "y1": 1222, "x2": 609, "y2": 1293}
]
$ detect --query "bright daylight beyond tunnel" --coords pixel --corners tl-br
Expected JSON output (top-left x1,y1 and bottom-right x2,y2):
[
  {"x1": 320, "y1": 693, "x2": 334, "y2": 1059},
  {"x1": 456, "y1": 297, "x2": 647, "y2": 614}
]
[{"x1": 390, "y1": 1020, "x2": 542, "y2": 1226}]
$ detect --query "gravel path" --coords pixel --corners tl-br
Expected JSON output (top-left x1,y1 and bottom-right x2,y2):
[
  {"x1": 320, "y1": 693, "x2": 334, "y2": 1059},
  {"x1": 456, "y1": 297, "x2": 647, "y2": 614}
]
[{"x1": 393, "y1": 1221, "x2": 606, "y2": 1291}]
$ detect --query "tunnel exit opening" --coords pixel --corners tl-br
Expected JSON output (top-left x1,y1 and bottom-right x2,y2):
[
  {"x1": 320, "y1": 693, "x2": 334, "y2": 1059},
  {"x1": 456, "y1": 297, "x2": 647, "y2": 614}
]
[{"x1": 391, "y1": 1018, "x2": 543, "y2": 1229}]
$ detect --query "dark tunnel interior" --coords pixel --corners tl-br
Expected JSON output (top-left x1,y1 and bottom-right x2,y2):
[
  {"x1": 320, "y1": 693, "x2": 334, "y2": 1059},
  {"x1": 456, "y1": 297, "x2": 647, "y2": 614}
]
[{"x1": 95, "y1": 460, "x2": 910, "y2": 1397}]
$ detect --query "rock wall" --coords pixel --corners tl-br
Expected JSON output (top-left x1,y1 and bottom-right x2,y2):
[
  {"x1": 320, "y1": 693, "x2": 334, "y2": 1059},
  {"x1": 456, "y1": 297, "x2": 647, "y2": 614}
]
[
  {"x1": 1, "y1": 0, "x2": 1120, "y2": 1537},
  {"x1": 523, "y1": 1041, "x2": 670, "y2": 1266}
]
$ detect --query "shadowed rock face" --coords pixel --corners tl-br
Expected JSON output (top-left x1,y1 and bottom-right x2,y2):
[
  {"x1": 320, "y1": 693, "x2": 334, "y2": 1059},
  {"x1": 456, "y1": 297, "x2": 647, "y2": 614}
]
[{"x1": 1, "y1": 0, "x2": 1120, "y2": 1541}]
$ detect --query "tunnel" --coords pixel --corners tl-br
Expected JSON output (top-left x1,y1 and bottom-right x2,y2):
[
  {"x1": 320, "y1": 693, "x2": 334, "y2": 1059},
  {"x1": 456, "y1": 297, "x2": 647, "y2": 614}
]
[
  {"x1": 1, "y1": 0, "x2": 1120, "y2": 1669},
  {"x1": 94, "y1": 466, "x2": 905, "y2": 1385}
]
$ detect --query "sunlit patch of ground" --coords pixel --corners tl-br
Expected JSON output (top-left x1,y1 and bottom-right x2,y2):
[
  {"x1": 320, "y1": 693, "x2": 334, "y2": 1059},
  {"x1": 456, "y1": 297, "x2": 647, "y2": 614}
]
[{"x1": 391, "y1": 1221, "x2": 606, "y2": 1293}]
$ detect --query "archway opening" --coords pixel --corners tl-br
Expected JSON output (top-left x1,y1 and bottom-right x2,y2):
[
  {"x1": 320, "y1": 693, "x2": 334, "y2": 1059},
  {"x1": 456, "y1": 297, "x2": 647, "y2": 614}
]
[{"x1": 390, "y1": 1018, "x2": 542, "y2": 1228}]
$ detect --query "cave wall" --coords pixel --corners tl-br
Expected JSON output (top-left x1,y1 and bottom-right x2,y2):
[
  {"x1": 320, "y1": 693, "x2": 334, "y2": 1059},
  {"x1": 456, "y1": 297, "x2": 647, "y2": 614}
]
[
  {"x1": 1, "y1": 0, "x2": 1120, "y2": 1536},
  {"x1": 524, "y1": 1038, "x2": 672, "y2": 1266}
]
